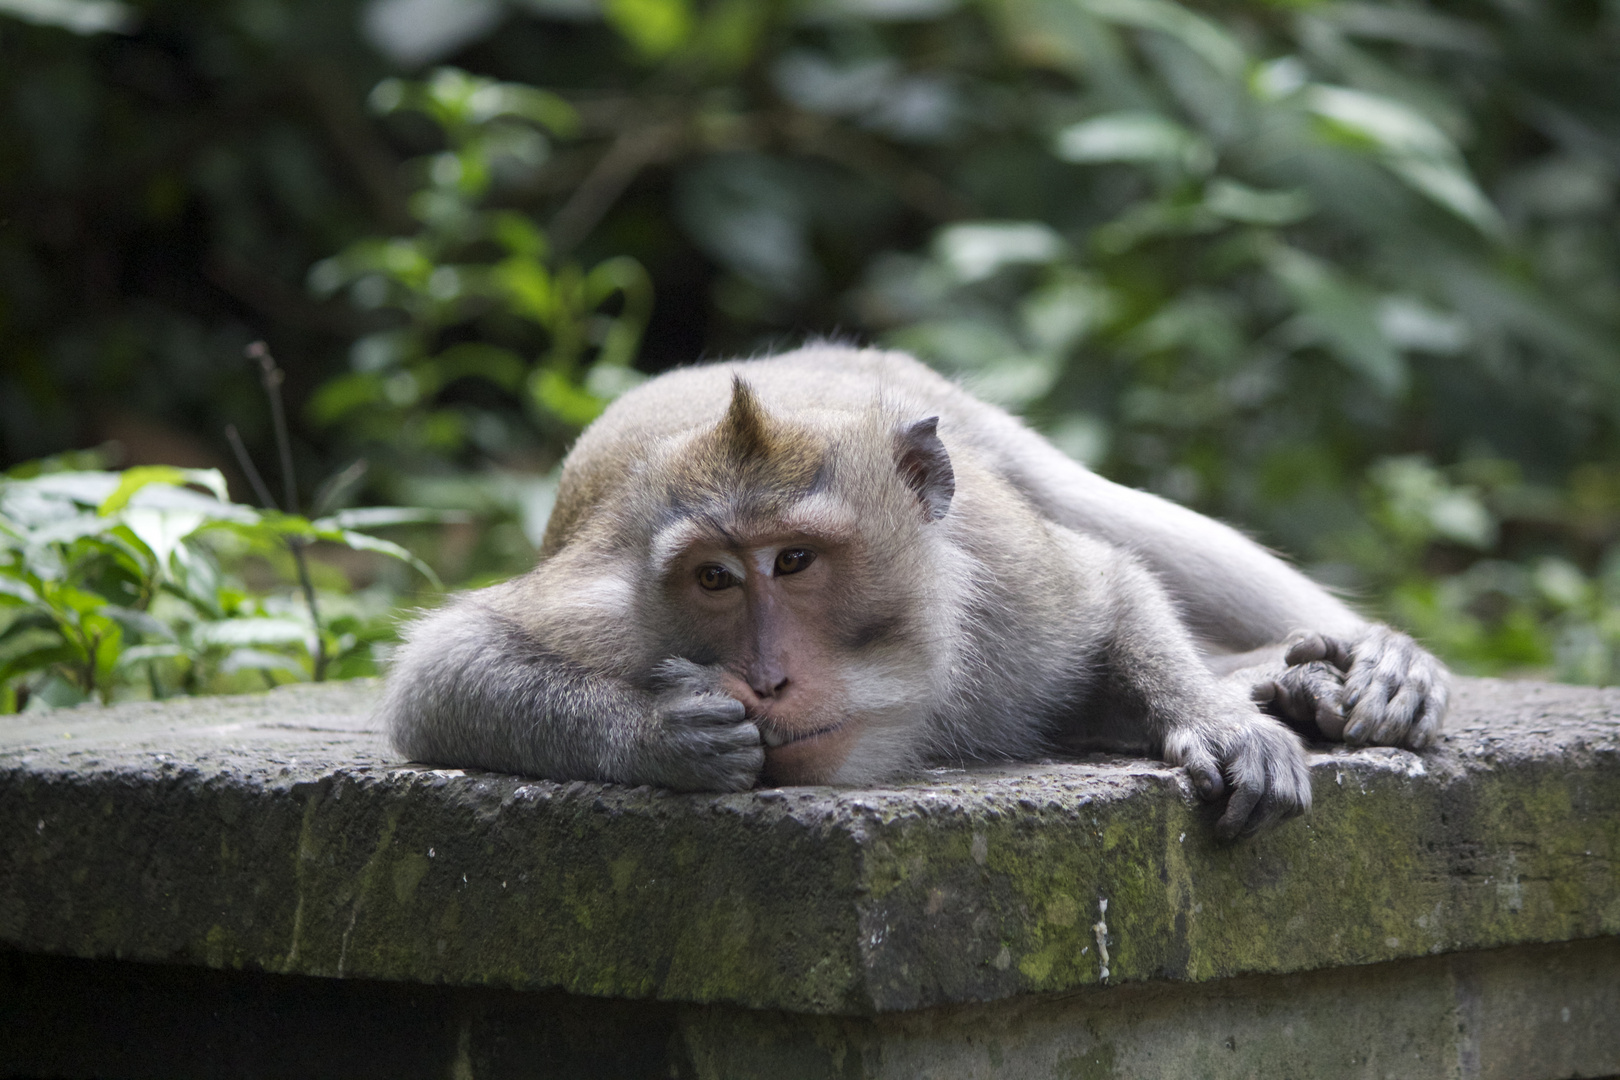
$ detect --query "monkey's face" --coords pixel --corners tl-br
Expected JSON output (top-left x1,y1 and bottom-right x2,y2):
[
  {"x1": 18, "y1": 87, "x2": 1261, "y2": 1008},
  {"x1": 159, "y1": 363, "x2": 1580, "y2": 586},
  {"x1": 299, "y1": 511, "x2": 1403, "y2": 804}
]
[
  {"x1": 645, "y1": 385, "x2": 954, "y2": 786},
  {"x1": 663, "y1": 522, "x2": 869, "y2": 785}
]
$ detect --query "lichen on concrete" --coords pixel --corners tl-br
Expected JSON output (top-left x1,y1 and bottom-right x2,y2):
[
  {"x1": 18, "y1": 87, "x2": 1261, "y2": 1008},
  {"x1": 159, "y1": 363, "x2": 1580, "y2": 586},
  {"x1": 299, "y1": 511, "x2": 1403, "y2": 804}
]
[{"x1": 1, "y1": 677, "x2": 1617, "y2": 1015}]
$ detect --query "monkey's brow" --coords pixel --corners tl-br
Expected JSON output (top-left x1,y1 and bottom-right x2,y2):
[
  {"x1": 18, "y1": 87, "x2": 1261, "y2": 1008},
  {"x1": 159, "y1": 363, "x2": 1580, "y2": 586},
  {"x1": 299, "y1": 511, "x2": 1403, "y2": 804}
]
[
  {"x1": 708, "y1": 514, "x2": 740, "y2": 546},
  {"x1": 647, "y1": 512, "x2": 744, "y2": 576}
]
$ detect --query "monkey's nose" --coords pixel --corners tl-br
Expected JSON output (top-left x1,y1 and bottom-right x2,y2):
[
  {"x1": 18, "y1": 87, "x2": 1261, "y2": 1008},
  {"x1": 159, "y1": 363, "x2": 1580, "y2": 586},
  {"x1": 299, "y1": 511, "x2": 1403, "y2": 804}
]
[{"x1": 748, "y1": 664, "x2": 789, "y2": 698}]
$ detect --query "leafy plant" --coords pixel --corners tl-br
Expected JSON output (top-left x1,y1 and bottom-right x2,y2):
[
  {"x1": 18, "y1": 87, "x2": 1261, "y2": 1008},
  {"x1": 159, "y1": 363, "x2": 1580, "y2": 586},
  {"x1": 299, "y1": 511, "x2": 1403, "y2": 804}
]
[
  {"x1": 5, "y1": 0, "x2": 1620, "y2": 685},
  {"x1": 1349, "y1": 455, "x2": 1620, "y2": 685},
  {"x1": 306, "y1": 68, "x2": 654, "y2": 476},
  {"x1": 0, "y1": 458, "x2": 437, "y2": 712}
]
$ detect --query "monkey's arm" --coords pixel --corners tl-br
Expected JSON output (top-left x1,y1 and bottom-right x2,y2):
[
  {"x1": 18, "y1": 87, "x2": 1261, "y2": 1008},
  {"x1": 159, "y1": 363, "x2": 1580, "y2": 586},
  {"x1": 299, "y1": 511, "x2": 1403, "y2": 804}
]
[
  {"x1": 1056, "y1": 535, "x2": 1312, "y2": 839},
  {"x1": 382, "y1": 585, "x2": 763, "y2": 790}
]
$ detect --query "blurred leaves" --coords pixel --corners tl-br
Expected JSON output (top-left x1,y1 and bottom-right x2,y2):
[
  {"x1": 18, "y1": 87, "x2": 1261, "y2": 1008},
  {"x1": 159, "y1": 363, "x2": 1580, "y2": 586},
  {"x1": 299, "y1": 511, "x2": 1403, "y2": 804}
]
[
  {"x1": 0, "y1": 457, "x2": 436, "y2": 711},
  {"x1": 4, "y1": 0, "x2": 1620, "y2": 688},
  {"x1": 306, "y1": 68, "x2": 652, "y2": 480}
]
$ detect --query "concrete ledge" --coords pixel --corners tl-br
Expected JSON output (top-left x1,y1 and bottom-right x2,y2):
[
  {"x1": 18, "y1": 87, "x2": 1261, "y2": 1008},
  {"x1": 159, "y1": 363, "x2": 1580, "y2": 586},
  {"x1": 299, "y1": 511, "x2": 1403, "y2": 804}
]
[{"x1": 2, "y1": 678, "x2": 1618, "y2": 1077}]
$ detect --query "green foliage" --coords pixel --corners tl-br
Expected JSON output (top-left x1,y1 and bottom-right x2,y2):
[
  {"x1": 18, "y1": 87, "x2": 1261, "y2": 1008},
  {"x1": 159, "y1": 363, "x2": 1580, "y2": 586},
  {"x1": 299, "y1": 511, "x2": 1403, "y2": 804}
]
[
  {"x1": 0, "y1": 456, "x2": 436, "y2": 711},
  {"x1": 306, "y1": 68, "x2": 653, "y2": 474},
  {"x1": 4, "y1": 0, "x2": 1620, "y2": 688},
  {"x1": 1351, "y1": 456, "x2": 1620, "y2": 684}
]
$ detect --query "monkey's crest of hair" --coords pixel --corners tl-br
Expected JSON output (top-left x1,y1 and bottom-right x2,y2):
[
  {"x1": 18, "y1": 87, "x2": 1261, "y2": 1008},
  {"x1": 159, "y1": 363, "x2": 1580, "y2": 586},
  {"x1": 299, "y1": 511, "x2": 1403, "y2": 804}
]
[{"x1": 665, "y1": 377, "x2": 828, "y2": 520}]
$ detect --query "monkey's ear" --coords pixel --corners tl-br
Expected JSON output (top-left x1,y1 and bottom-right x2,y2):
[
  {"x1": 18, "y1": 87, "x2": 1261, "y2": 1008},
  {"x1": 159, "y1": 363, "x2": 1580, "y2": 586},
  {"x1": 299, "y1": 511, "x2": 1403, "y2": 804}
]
[{"x1": 896, "y1": 417, "x2": 954, "y2": 521}]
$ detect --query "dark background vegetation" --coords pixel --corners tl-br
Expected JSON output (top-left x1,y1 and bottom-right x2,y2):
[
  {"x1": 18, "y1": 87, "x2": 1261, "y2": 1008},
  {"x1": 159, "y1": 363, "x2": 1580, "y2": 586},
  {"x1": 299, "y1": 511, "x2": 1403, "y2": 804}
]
[{"x1": 2, "y1": 0, "x2": 1619, "y2": 708}]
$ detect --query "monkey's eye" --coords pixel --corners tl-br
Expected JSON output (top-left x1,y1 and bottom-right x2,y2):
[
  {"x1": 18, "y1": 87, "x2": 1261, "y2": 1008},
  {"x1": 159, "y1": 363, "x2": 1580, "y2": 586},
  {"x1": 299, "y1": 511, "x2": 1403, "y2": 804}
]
[
  {"x1": 774, "y1": 548, "x2": 814, "y2": 576},
  {"x1": 697, "y1": 565, "x2": 737, "y2": 591}
]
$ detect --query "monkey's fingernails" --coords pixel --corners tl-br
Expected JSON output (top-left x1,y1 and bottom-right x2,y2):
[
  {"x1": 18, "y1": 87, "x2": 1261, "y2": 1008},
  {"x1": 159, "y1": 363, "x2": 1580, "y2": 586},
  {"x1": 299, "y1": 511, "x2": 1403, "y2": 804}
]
[
  {"x1": 1216, "y1": 786, "x2": 1260, "y2": 842},
  {"x1": 1321, "y1": 636, "x2": 1355, "y2": 672},
  {"x1": 1189, "y1": 764, "x2": 1225, "y2": 802},
  {"x1": 1284, "y1": 634, "x2": 1327, "y2": 666},
  {"x1": 1250, "y1": 680, "x2": 1278, "y2": 705},
  {"x1": 1314, "y1": 703, "x2": 1347, "y2": 740}
]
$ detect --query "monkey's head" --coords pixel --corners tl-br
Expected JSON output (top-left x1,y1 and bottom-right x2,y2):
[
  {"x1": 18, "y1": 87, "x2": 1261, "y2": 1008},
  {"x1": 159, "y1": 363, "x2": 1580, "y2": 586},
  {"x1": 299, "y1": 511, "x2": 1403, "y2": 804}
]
[{"x1": 645, "y1": 377, "x2": 957, "y2": 786}]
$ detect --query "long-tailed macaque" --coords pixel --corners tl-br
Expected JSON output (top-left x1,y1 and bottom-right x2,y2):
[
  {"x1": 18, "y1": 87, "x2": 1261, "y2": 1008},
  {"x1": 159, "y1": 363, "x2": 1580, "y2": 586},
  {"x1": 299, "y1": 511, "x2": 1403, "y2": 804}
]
[{"x1": 384, "y1": 347, "x2": 1447, "y2": 838}]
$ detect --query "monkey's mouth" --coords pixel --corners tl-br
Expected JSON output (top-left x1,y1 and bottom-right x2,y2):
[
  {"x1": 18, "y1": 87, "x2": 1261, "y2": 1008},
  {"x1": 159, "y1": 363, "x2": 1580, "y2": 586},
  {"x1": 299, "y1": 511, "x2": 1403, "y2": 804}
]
[{"x1": 758, "y1": 720, "x2": 846, "y2": 749}]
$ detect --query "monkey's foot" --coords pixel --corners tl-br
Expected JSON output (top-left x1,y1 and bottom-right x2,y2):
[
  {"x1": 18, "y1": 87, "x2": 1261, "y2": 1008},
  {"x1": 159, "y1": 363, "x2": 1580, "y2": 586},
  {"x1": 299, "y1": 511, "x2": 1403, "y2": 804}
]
[
  {"x1": 1164, "y1": 714, "x2": 1311, "y2": 841},
  {"x1": 1246, "y1": 651, "x2": 1349, "y2": 741},
  {"x1": 1286, "y1": 627, "x2": 1448, "y2": 751}
]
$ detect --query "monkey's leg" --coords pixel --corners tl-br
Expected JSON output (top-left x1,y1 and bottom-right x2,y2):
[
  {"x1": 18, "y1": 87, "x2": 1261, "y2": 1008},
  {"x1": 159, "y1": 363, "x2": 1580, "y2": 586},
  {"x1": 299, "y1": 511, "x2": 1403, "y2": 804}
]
[
  {"x1": 1003, "y1": 441, "x2": 1449, "y2": 749},
  {"x1": 383, "y1": 593, "x2": 763, "y2": 791}
]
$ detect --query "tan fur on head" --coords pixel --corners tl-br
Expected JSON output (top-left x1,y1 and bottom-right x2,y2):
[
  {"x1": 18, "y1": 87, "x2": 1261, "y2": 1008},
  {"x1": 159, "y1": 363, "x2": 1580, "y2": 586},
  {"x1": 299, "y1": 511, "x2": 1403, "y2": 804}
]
[{"x1": 670, "y1": 377, "x2": 825, "y2": 514}]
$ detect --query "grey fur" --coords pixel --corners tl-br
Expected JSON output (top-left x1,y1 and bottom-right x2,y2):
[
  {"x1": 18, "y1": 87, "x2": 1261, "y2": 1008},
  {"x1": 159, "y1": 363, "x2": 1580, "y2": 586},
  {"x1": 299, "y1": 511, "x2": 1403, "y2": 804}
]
[{"x1": 383, "y1": 346, "x2": 1449, "y2": 838}]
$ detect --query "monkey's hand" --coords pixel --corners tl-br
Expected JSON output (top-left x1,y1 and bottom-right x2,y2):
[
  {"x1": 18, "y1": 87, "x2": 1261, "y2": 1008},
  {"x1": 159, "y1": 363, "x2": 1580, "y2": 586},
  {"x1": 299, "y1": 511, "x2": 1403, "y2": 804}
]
[
  {"x1": 1283, "y1": 627, "x2": 1448, "y2": 750},
  {"x1": 635, "y1": 659, "x2": 764, "y2": 792},
  {"x1": 1164, "y1": 709, "x2": 1312, "y2": 841}
]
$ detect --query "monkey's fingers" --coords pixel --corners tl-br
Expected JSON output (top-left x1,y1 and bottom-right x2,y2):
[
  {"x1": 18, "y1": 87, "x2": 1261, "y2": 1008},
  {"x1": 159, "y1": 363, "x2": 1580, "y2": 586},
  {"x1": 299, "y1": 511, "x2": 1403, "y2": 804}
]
[
  {"x1": 1341, "y1": 627, "x2": 1449, "y2": 752},
  {"x1": 662, "y1": 693, "x2": 748, "y2": 727},
  {"x1": 649, "y1": 720, "x2": 764, "y2": 792},
  {"x1": 1270, "y1": 660, "x2": 1347, "y2": 740},
  {"x1": 1284, "y1": 632, "x2": 1354, "y2": 672},
  {"x1": 1213, "y1": 721, "x2": 1311, "y2": 842},
  {"x1": 1165, "y1": 730, "x2": 1226, "y2": 803},
  {"x1": 1404, "y1": 679, "x2": 1447, "y2": 750}
]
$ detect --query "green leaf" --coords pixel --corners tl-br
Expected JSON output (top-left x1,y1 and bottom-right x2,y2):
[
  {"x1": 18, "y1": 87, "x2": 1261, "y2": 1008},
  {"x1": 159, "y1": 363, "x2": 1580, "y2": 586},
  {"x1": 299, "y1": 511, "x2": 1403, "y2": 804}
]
[
  {"x1": 103, "y1": 605, "x2": 177, "y2": 642},
  {"x1": 118, "y1": 508, "x2": 207, "y2": 579},
  {"x1": 429, "y1": 342, "x2": 527, "y2": 392},
  {"x1": 314, "y1": 507, "x2": 457, "y2": 530},
  {"x1": 493, "y1": 257, "x2": 555, "y2": 322},
  {"x1": 1385, "y1": 157, "x2": 1505, "y2": 237},
  {"x1": 1203, "y1": 179, "x2": 1313, "y2": 225},
  {"x1": 1054, "y1": 112, "x2": 1214, "y2": 173},
  {"x1": 530, "y1": 368, "x2": 607, "y2": 429},
  {"x1": 17, "y1": 673, "x2": 90, "y2": 709},
  {"x1": 0, "y1": 574, "x2": 41, "y2": 606},
  {"x1": 116, "y1": 643, "x2": 186, "y2": 668},
  {"x1": 44, "y1": 581, "x2": 110, "y2": 618},
  {"x1": 1302, "y1": 85, "x2": 1504, "y2": 236},
  {"x1": 169, "y1": 539, "x2": 225, "y2": 618},
  {"x1": 1074, "y1": 0, "x2": 1247, "y2": 78},
  {"x1": 326, "y1": 529, "x2": 442, "y2": 588},
  {"x1": 888, "y1": 318, "x2": 1025, "y2": 373},
  {"x1": 219, "y1": 648, "x2": 306, "y2": 676},
  {"x1": 605, "y1": 0, "x2": 693, "y2": 59},
  {"x1": 25, "y1": 510, "x2": 121, "y2": 550},
  {"x1": 934, "y1": 222, "x2": 1066, "y2": 283},
  {"x1": 0, "y1": 644, "x2": 78, "y2": 686},
  {"x1": 1266, "y1": 245, "x2": 1406, "y2": 394},
  {"x1": 480, "y1": 86, "x2": 579, "y2": 137},
  {"x1": 97, "y1": 466, "x2": 230, "y2": 515},
  {"x1": 191, "y1": 618, "x2": 310, "y2": 649},
  {"x1": 0, "y1": 0, "x2": 137, "y2": 35}
]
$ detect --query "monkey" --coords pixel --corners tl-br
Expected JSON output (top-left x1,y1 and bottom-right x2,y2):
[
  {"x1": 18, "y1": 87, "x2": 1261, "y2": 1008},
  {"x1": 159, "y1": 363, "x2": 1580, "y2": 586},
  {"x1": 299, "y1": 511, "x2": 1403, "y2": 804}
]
[{"x1": 383, "y1": 346, "x2": 1448, "y2": 839}]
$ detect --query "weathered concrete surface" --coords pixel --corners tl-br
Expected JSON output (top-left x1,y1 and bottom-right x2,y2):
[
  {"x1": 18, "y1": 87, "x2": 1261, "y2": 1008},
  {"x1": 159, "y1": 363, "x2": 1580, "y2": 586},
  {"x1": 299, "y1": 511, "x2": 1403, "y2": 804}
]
[{"x1": 1, "y1": 677, "x2": 1618, "y2": 1019}]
